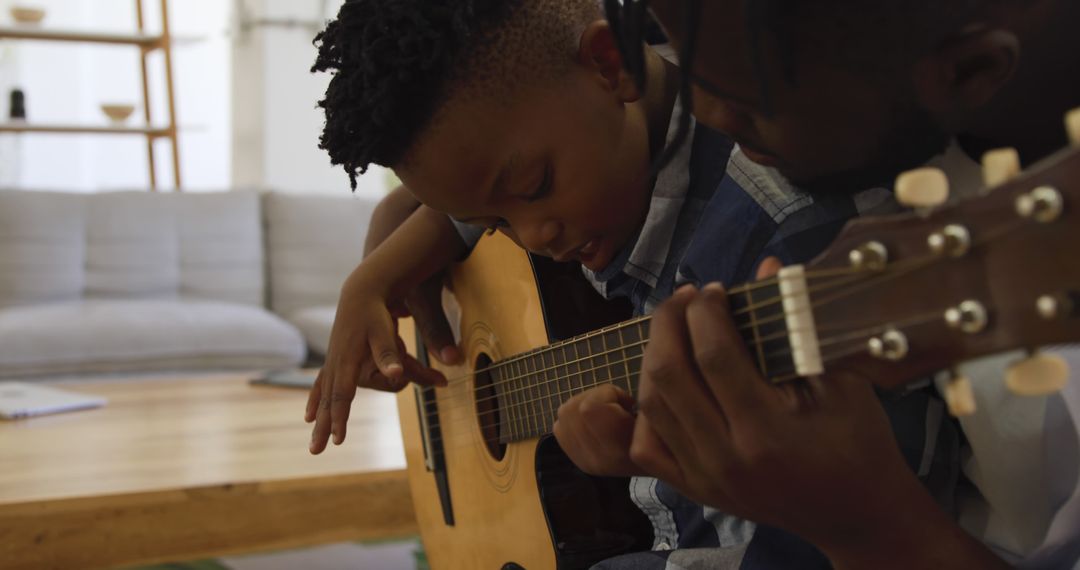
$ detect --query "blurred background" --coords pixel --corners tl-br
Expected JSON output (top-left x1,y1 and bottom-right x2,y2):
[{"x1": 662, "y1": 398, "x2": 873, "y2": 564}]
[{"x1": 0, "y1": 0, "x2": 393, "y2": 197}]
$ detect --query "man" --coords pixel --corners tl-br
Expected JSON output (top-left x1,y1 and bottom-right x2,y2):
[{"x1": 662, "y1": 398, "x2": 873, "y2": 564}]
[{"x1": 555, "y1": 1, "x2": 1080, "y2": 567}]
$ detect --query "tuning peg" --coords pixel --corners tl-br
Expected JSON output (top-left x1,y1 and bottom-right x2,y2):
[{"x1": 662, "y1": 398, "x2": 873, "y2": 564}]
[
  {"x1": 1005, "y1": 351, "x2": 1069, "y2": 396},
  {"x1": 981, "y1": 148, "x2": 1020, "y2": 188},
  {"x1": 895, "y1": 167, "x2": 949, "y2": 208},
  {"x1": 944, "y1": 371, "x2": 976, "y2": 417},
  {"x1": 1067, "y1": 107, "x2": 1080, "y2": 146}
]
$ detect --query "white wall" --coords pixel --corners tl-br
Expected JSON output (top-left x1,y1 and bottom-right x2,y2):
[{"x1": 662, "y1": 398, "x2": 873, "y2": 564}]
[
  {"x1": 0, "y1": 0, "x2": 230, "y2": 192},
  {"x1": 231, "y1": 0, "x2": 390, "y2": 199},
  {"x1": 0, "y1": 0, "x2": 388, "y2": 197}
]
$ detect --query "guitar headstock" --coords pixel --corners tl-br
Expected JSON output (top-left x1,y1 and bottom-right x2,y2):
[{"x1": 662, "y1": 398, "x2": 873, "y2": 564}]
[{"x1": 801, "y1": 109, "x2": 1080, "y2": 415}]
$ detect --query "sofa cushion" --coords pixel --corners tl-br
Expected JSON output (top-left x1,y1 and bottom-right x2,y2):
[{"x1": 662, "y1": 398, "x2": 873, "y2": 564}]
[
  {"x1": 0, "y1": 190, "x2": 265, "y2": 309},
  {"x1": 287, "y1": 305, "x2": 336, "y2": 356},
  {"x1": 0, "y1": 299, "x2": 305, "y2": 378},
  {"x1": 262, "y1": 192, "x2": 375, "y2": 319},
  {"x1": 86, "y1": 191, "x2": 264, "y2": 306},
  {"x1": 0, "y1": 190, "x2": 87, "y2": 308},
  {"x1": 175, "y1": 191, "x2": 265, "y2": 306}
]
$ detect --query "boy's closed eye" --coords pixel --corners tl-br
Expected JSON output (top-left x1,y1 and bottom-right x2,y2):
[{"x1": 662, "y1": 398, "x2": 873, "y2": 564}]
[{"x1": 521, "y1": 163, "x2": 554, "y2": 203}]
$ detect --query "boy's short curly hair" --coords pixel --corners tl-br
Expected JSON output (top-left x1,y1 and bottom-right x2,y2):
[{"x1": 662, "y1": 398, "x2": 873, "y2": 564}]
[{"x1": 313, "y1": 0, "x2": 600, "y2": 190}]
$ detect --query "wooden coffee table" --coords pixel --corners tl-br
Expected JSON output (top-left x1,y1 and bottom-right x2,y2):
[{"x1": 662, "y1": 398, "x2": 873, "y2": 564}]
[{"x1": 0, "y1": 374, "x2": 416, "y2": 570}]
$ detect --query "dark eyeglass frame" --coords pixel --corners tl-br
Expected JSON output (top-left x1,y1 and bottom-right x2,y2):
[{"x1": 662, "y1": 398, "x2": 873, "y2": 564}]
[
  {"x1": 603, "y1": 0, "x2": 652, "y2": 92},
  {"x1": 603, "y1": 0, "x2": 703, "y2": 173}
]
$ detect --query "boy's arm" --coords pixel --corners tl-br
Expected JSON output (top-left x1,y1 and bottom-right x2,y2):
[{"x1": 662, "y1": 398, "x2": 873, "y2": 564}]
[
  {"x1": 361, "y1": 186, "x2": 462, "y2": 362},
  {"x1": 307, "y1": 204, "x2": 467, "y2": 454},
  {"x1": 358, "y1": 204, "x2": 467, "y2": 300},
  {"x1": 364, "y1": 184, "x2": 421, "y2": 258}
]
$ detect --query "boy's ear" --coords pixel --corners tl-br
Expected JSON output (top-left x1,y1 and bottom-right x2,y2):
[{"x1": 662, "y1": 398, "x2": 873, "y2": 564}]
[
  {"x1": 577, "y1": 20, "x2": 641, "y2": 102},
  {"x1": 911, "y1": 25, "x2": 1019, "y2": 123}
]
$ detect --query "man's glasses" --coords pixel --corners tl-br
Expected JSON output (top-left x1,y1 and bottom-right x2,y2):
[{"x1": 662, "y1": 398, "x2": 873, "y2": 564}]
[
  {"x1": 603, "y1": 0, "x2": 702, "y2": 173},
  {"x1": 603, "y1": 0, "x2": 652, "y2": 92}
]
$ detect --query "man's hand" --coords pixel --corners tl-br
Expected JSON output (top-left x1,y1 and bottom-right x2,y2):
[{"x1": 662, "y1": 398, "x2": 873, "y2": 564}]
[{"x1": 629, "y1": 277, "x2": 1009, "y2": 569}]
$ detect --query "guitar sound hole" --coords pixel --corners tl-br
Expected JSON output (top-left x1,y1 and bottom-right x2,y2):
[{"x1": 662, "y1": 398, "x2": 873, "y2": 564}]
[{"x1": 474, "y1": 353, "x2": 506, "y2": 461}]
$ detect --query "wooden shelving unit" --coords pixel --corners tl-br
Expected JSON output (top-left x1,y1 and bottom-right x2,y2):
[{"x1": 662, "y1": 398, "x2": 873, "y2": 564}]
[
  {"x1": 0, "y1": 0, "x2": 181, "y2": 190},
  {"x1": 0, "y1": 123, "x2": 171, "y2": 136},
  {"x1": 0, "y1": 26, "x2": 164, "y2": 47}
]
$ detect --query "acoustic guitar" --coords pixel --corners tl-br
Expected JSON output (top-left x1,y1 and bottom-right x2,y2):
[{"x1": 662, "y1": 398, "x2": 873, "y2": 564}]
[{"x1": 396, "y1": 112, "x2": 1080, "y2": 569}]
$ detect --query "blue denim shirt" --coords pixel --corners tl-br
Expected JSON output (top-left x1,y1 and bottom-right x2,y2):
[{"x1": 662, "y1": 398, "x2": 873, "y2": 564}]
[{"x1": 596, "y1": 149, "x2": 960, "y2": 570}]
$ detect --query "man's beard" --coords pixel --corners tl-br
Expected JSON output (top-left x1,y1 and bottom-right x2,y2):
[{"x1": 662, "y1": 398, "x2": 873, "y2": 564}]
[{"x1": 789, "y1": 102, "x2": 951, "y2": 196}]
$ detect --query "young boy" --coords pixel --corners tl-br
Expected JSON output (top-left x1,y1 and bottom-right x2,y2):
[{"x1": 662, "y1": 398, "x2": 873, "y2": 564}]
[{"x1": 304, "y1": 0, "x2": 726, "y2": 454}]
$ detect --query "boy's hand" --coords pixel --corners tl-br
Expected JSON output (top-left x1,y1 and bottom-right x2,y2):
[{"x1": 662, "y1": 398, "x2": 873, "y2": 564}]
[
  {"x1": 305, "y1": 276, "x2": 447, "y2": 455},
  {"x1": 553, "y1": 261, "x2": 783, "y2": 478},
  {"x1": 553, "y1": 384, "x2": 643, "y2": 477},
  {"x1": 401, "y1": 274, "x2": 461, "y2": 365}
]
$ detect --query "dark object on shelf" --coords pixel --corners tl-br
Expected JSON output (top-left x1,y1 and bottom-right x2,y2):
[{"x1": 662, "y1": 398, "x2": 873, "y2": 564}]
[{"x1": 9, "y1": 89, "x2": 25, "y2": 120}]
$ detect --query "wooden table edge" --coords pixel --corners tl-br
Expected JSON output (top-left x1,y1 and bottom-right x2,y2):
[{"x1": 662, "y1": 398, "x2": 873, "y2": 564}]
[{"x1": 1, "y1": 468, "x2": 417, "y2": 570}]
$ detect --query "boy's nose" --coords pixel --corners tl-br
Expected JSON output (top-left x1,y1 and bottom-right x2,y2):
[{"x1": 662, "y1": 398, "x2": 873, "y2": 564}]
[{"x1": 517, "y1": 218, "x2": 563, "y2": 255}]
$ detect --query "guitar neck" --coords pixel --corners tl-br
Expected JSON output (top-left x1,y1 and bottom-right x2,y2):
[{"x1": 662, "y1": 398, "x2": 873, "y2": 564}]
[{"x1": 494, "y1": 285, "x2": 793, "y2": 443}]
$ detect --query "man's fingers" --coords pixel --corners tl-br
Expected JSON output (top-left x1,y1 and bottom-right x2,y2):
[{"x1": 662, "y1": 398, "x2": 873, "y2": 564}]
[
  {"x1": 628, "y1": 412, "x2": 685, "y2": 487},
  {"x1": 686, "y1": 283, "x2": 770, "y2": 418},
  {"x1": 637, "y1": 363, "x2": 729, "y2": 459},
  {"x1": 641, "y1": 285, "x2": 726, "y2": 436},
  {"x1": 755, "y1": 256, "x2": 783, "y2": 280}
]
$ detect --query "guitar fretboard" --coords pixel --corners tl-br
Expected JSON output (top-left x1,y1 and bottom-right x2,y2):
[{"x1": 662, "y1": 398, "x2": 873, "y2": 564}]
[{"x1": 491, "y1": 283, "x2": 796, "y2": 443}]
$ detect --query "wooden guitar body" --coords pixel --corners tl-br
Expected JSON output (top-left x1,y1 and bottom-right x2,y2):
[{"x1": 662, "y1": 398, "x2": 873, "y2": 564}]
[{"x1": 396, "y1": 232, "x2": 651, "y2": 570}]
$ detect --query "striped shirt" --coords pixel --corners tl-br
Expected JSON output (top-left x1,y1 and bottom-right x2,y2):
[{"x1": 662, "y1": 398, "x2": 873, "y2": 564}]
[{"x1": 596, "y1": 147, "x2": 961, "y2": 570}]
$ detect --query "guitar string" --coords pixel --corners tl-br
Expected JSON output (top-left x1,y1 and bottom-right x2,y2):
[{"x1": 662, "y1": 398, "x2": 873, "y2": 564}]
[
  {"x1": 435, "y1": 251, "x2": 935, "y2": 396},
  {"x1": 416, "y1": 251, "x2": 938, "y2": 412},
  {"x1": 414, "y1": 264, "x2": 879, "y2": 405},
  {"x1": 422, "y1": 307, "x2": 946, "y2": 438},
  {"x1": 422, "y1": 310, "x2": 946, "y2": 448},
  {"x1": 406, "y1": 216, "x2": 1027, "y2": 435},
  {"x1": 412, "y1": 263, "x2": 869, "y2": 390},
  {"x1": 414, "y1": 223, "x2": 1009, "y2": 430}
]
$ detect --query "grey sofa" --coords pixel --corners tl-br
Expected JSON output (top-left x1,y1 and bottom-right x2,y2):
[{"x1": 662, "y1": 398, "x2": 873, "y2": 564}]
[{"x1": 0, "y1": 189, "x2": 376, "y2": 379}]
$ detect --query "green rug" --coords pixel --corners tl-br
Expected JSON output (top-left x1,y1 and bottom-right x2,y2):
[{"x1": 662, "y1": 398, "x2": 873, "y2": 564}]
[{"x1": 124, "y1": 537, "x2": 426, "y2": 570}]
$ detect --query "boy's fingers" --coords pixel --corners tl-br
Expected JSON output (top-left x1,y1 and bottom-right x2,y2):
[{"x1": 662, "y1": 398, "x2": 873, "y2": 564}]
[
  {"x1": 359, "y1": 361, "x2": 406, "y2": 392},
  {"x1": 402, "y1": 354, "x2": 448, "y2": 387},
  {"x1": 305, "y1": 370, "x2": 324, "y2": 423},
  {"x1": 556, "y1": 387, "x2": 640, "y2": 476},
  {"x1": 407, "y1": 278, "x2": 460, "y2": 365},
  {"x1": 368, "y1": 320, "x2": 404, "y2": 379},
  {"x1": 310, "y1": 389, "x2": 333, "y2": 454},
  {"x1": 329, "y1": 378, "x2": 357, "y2": 446}
]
